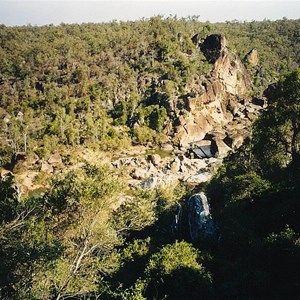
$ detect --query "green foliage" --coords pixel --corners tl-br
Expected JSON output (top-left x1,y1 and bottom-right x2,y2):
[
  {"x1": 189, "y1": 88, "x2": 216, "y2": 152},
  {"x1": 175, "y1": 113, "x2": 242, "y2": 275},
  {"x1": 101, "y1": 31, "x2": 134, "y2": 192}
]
[
  {"x1": 122, "y1": 238, "x2": 152, "y2": 262},
  {"x1": 146, "y1": 241, "x2": 203, "y2": 275},
  {"x1": 144, "y1": 241, "x2": 213, "y2": 299},
  {"x1": 225, "y1": 171, "x2": 271, "y2": 202},
  {"x1": 137, "y1": 105, "x2": 168, "y2": 133},
  {"x1": 113, "y1": 102, "x2": 128, "y2": 126},
  {"x1": 206, "y1": 69, "x2": 300, "y2": 299},
  {"x1": 0, "y1": 163, "x2": 160, "y2": 299},
  {"x1": 1, "y1": 18, "x2": 299, "y2": 159},
  {"x1": 0, "y1": 175, "x2": 19, "y2": 223},
  {"x1": 253, "y1": 109, "x2": 292, "y2": 175},
  {"x1": 131, "y1": 126, "x2": 156, "y2": 145},
  {"x1": 113, "y1": 190, "x2": 157, "y2": 233},
  {"x1": 1, "y1": 18, "x2": 300, "y2": 299}
]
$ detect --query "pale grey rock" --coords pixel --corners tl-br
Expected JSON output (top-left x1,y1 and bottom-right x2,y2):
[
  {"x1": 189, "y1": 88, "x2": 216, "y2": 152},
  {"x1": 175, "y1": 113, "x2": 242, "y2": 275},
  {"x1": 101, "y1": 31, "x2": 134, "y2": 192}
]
[
  {"x1": 244, "y1": 48, "x2": 259, "y2": 67},
  {"x1": 213, "y1": 138, "x2": 232, "y2": 158},
  {"x1": 140, "y1": 176, "x2": 158, "y2": 189},
  {"x1": 186, "y1": 173, "x2": 211, "y2": 185},
  {"x1": 161, "y1": 143, "x2": 174, "y2": 151},
  {"x1": 131, "y1": 167, "x2": 148, "y2": 180},
  {"x1": 170, "y1": 157, "x2": 181, "y2": 173}
]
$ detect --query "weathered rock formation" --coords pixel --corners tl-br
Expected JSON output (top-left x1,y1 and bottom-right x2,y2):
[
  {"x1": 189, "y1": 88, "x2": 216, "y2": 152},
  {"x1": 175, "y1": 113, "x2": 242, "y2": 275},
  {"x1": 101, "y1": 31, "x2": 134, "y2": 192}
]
[
  {"x1": 200, "y1": 34, "x2": 227, "y2": 63},
  {"x1": 245, "y1": 48, "x2": 259, "y2": 67},
  {"x1": 174, "y1": 34, "x2": 255, "y2": 148},
  {"x1": 110, "y1": 35, "x2": 266, "y2": 190}
]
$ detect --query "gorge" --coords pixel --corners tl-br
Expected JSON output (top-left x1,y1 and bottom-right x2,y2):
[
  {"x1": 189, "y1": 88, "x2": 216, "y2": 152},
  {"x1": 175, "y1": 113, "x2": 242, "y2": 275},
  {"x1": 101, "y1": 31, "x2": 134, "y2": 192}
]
[{"x1": 0, "y1": 18, "x2": 299, "y2": 300}]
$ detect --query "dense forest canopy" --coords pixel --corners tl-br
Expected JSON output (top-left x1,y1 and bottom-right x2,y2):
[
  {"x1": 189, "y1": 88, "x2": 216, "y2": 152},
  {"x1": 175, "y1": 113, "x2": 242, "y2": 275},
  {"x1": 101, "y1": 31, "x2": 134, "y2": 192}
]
[{"x1": 0, "y1": 17, "x2": 300, "y2": 299}]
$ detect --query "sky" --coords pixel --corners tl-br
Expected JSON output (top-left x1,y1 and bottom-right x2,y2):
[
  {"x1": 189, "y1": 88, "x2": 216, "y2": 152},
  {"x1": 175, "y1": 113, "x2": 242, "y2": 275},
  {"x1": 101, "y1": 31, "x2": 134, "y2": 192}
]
[{"x1": 0, "y1": 1, "x2": 299, "y2": 26}]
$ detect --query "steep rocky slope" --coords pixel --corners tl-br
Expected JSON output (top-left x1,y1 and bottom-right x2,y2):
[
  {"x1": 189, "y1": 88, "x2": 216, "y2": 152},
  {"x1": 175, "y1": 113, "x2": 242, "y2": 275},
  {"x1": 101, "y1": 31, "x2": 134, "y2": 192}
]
[
  {"x1": 112, "y1": 34, "x2": 265, "y2": 188},
  {"x1": 174, "y1": 34, "x2": 258, "y2": 148}
]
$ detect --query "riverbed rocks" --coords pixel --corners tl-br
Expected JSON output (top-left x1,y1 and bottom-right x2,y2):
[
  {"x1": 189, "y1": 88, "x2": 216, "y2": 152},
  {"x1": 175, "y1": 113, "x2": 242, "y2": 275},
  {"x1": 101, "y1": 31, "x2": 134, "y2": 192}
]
[
  {"x1": 149, "y1": 154, "x2": 161, "y2": 166},
  {"x1": 112, "y1": 148, "x2": 222, "y2": 189},
  {"x1": 111, "y1": 92, "x2": 263, "y2": 189}
]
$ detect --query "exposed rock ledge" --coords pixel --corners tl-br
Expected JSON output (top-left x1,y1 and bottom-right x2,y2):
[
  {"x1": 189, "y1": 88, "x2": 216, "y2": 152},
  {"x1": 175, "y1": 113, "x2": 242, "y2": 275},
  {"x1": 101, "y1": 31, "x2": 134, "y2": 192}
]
[
  {"x1": 111, "y1": 33, "x2": 265, "y2": 189},
  {"x1": 174, "y1": 33, "x2": 255, "y2": 148},
  {"x1": 112, "y1": 95, "x2": 264, "y2": 189}
]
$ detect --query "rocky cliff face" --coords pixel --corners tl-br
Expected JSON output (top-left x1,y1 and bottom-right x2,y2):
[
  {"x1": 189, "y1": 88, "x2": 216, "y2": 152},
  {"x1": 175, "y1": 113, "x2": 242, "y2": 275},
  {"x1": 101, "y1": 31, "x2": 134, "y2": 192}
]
[
  {"x1": 110, "y1": 34, "x2": 264, "y2": 190},
  {"x1": 174, "y1": 34, "x2": 254, "y2": 148}
]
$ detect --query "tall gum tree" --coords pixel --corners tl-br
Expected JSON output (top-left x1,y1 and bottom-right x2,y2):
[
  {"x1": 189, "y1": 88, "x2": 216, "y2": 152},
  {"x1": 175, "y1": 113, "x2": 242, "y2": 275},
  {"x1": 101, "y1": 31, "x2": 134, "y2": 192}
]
[{"x1": 268, "y1": 68, "x2": 300, "y2": 169}]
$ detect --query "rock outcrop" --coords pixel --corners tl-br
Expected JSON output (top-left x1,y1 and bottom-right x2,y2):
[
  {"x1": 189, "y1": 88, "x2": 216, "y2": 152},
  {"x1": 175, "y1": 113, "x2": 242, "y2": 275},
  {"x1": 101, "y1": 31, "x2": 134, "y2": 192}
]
[
  {"x1": 174, "y1": 34, "x2": 254, "y2": 148},
  {"x1": 245, "y1": 48, "x2": 259, "y2": 67},
  {"x1": 200, "y1": 34, "x2": 227, "y2": 63},
  {"x1": 110, "y1": 33, "x2": 266, "y2": 190}
]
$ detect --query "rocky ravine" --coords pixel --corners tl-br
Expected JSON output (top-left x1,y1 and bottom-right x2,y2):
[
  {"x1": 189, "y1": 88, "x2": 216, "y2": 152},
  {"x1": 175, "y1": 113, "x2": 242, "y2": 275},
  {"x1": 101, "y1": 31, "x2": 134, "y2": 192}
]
[
  {"x1": 1, "y1": 34, "x2": 265, "y2": 194},
  {"x1": 112, "y1": 34, "x2": 265, "y2": 189}
]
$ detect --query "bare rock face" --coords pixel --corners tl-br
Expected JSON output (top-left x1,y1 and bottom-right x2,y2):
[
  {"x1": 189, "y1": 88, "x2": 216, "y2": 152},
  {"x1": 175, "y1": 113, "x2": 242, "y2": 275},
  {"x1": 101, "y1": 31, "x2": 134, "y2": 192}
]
[
  {"x1": 200, "y1": 34, "x2": 253, "y2": 97},
  {"x1": 175, "y1": 112, "x2": 212, "y2": 147},
  {"x1": 174, "y1": 34, "x2": 253, "y2": 148},
  {"x1": 212, "y1": 138, "x2": 232, "y2": 158},
  {"x1": 245, "y1": 48, "x2": 259, "y2": 67},
  {"x1": 149, "y1": 154, "x2": 161, "y2": 166},
  {"x1": 208, "y1": 36, "x2": 252, "y2": 96}
]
